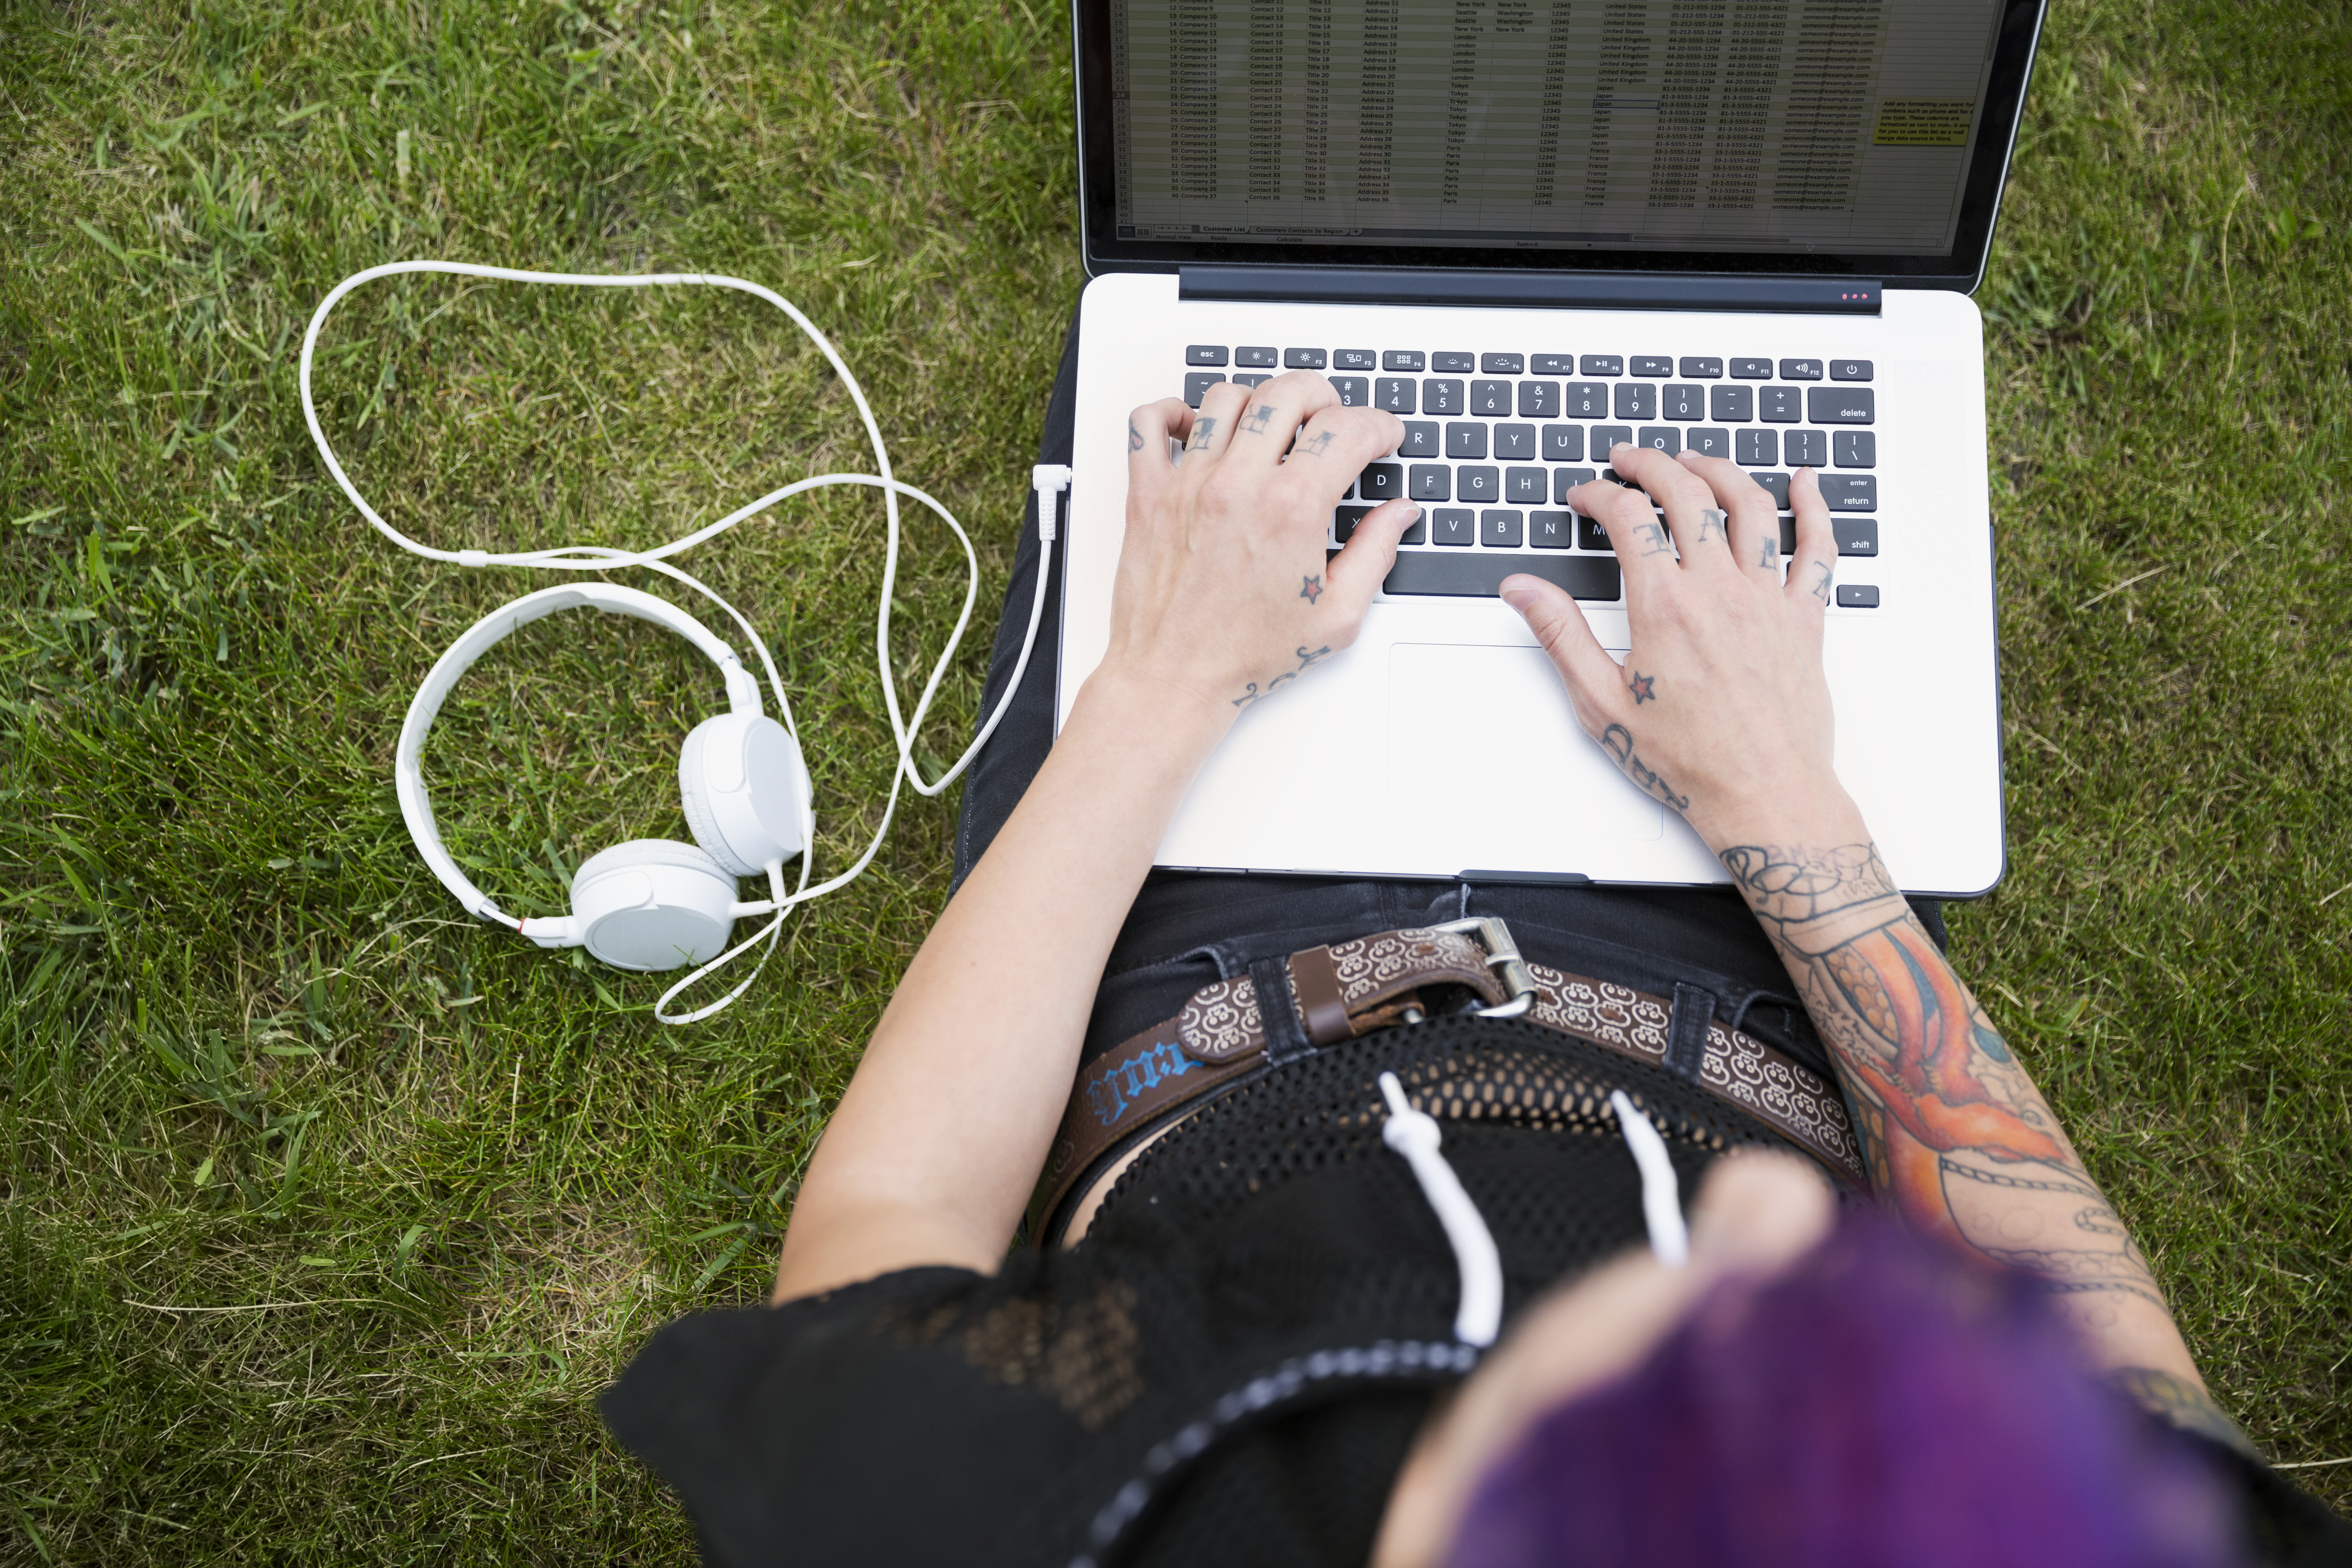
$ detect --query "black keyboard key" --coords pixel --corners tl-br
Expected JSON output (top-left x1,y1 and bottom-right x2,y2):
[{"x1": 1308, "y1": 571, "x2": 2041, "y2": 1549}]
[
  {"x1": 1530, "y1": 511, "x2": 1575, "y2": 549},
  {"x1": 1457, "y1": 465, "x2": 1500, "y2": 502},
  {"x1": 1662, "y1": 384, "x2": 1706, "y2": 420},
  {"x1": 1809, "y1": 386, "x2": 1875, "y2": 425},
  {"x1": 1679, "y1": 356, "x2": 1724, "y2": 379},
  {"x1": 1384, "y1": 350, "x2": 1427, "y2": 371},
  {"x1": 1589, "y1": 424, "x2": 1632, "y2": 454},
  {"x1": 1470, "y1": 379, "x2": 1512, "y2": 416},
  {"x1": 1334, "y1": 349, "x2": 1378, "y2": 370},
  {"x1": 1504, "y1": 466, "x2": 1547, "y2": 503},
  {"x1": 1730, "y1": 357, "x2": 1773, "y2": 379},
  {"x1": 1834, "y1": 431, "x2": 1876, "y2": 468},
  {"x1": 1376, "y1": 377, "x2": 1417, "y2": 414},
  {"x1": 1409, "y1": 464, "x2": 1452, "y2": 501},
  {"x1": 1710, "y1": 385, "x2": 1753, "y2": 423},
  {"x1": 1446, "y1": 422, "x2": 1488, "y2": 459},
  {"x1": 1779, "y1": 358, "x2": 1822, "y2": 380},
  {"x1": 1333, "y1": 504, "x2": 1373, "y2": 542},
  {"x1": 1630, "y1": 355, "x2": 1674, "y2": 377},
  {"x1": 1399, "y1": 512, "x2": 1427, "y2": 545},
  {"x1": 1234, "y1": 372, "x2": 1270, "y2": 388},
  {"x1": 1829, "y1": 359, "x2": 1873, "y2": 381},
  {"x1": 1835, "y1": 584, "x2": 1880, "y2": 608},
  {"x1": 1687, "y1": 427, "x2": 1731, "y2": 460},
  {"x1": 1424, "y1": 379, "x2": 1465, "y2": 415},
  {"x1": 1186, "y1": 345, "x2": 1229, "y2": 367},
  {"x1": 1779, "y1": 515, "x2": 1797, "y2": 555},
  {"x1": 1431, "y1": 508, "x2": 1476, "y2": 546},
  {"x1": 1578, "y1": 514, "x2": 1610, "y2": 550},
  {"x1": 1237, "y1": 346, "x2": 1279, "y2": 368},
  {"x1": 1532, "y1": 354, "x2": 1576, "y2": 375},
  {"x1": 1542, "y1": 424, "x2": 1584, "y2": 462},
  {"x1": 1564, "y1": 382, "x2": 1610, "y2": 418},
  {"x1": 1518, "y1": 381, "x2": 1561, "y2": 419},
  {"x1": 1331, "y1": 376, "x2": 1370, "y2": 408},
  {"x1": 1401, "y1": 421, "x2": 1441, "y2": 457},
  {"x1": 1283, "y1": 347, "x2": 1327, "y2": 370},
  {"x1": 1748, "y1": 471, "x2": 1791, "y2": 509},
  {"x1": 1384, "y1": 552, "x2": 1621, "y2": 600},
  {"x1": 1736, "y1": 428, "x2": 1777, "y2": 466},
  {"x1": 1184, "y1": 372, "x2": 1225, "y2": 407},
  {"x1": 1784, "y1": 430, "x2": 1827, "y2": 467},
  {"x1": 1481, "y1": 352, "x2": 1525, "y2": 375},
  {"x1": 1635, "y1": 426, "x2": 1681, "y2": 455},
  {"x1": 1580, "y1": 354, "x2": 1624, "y2": 376},
  {"x1": 1833, "y1": 517, "x2": 1878, "y2": 556},
  {"x1": 1760, "y1": 386, "x2": 1802, "y2": 422},
  {"x1": 1821, "y1": 475, "x2": 1876, "y2": 511},
  {"x1": 1359, "y1": 462, "x2": 1405, "y2": 502},
  {"x1": 1433, "y1": 351, "x2": 1476, "y2": 373},
  {"x1": 1493, "y1": 423, "x2": 1536, "y2": 461},
  {"x1": 1553, "y1": 466, "x2": 1597, "y2": 504},
  {"x1": 1481, "y1": 509, "x2": 1524, "y2": 548},
  {"x1": 1614, "y1": 383, "x2": 1657, "y2": 420}
]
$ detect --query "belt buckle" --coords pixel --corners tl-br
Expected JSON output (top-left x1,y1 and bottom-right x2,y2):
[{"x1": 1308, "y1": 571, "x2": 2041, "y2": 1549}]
[{"x1": 1432, "y1": 916, "x2": 1537, "y2": 1019}]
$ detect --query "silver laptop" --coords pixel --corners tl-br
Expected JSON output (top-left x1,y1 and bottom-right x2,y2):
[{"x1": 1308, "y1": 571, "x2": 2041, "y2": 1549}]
[{"x1": 1057, "y1": 0, "x2": 2046, "y2": 898}]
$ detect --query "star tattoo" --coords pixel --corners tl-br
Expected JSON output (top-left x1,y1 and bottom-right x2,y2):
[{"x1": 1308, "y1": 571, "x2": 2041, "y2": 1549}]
[
  {"x1": 1628, "y1": 669, "x2": 1656, "y2": 704},
  {"x1": 1300, "y1": 573, "x2": 1325, "y2": 603}
]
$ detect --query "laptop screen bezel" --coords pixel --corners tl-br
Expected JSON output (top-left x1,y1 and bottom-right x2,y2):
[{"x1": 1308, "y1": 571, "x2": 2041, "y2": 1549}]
[{"x1": 1071, "y1": 0, "x2": 2047, "y2": 292}]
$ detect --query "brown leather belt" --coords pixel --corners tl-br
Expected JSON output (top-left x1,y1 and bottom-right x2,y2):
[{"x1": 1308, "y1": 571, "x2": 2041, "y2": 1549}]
[{"x1": 1034, "y1": 918, "x2": 1866, "y2": 1241}]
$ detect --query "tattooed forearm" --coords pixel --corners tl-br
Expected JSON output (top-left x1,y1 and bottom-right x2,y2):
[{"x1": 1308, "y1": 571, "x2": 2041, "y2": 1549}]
[
  {"x1": 1721, "y1": 839, "x2": 2183, "y2": 1337},
  {"x1": 2103, "y1": 1368, "x2": 2259, "y2": 1460}
]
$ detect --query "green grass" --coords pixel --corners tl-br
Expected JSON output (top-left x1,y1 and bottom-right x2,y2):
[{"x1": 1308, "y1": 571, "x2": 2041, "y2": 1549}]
[{"x1": 0, "y1": 0, "x2": 2346, "y2": 1555}]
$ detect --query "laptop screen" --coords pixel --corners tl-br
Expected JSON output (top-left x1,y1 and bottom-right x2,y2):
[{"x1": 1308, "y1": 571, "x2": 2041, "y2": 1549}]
[{"x1": 1076, "y1": 0, "x2": 2046, "y2": 286}]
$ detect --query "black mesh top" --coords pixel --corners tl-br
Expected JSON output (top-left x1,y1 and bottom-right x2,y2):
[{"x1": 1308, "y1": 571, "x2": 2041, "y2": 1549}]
[{"x1": 600, "y1": 1013, "x2": 2349, "y2": 1568}]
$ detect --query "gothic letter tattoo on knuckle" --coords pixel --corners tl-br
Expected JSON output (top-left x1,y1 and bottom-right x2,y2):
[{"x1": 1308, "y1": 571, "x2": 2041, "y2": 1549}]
[
  {"x1": 1242, "y1": 404, "x2": 1276, "y2": 437},
  {"x1": 1188, "y1": 415, "x2": 1220, "y2": 450},
  {"x1": 1697, "y1": 507, "x2": 1727, "y2": 543}
]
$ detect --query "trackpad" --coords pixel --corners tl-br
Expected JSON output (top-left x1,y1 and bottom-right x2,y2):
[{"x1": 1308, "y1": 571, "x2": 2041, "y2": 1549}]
[{"x1": 1388, "y1": 644, "x2": 1665, "y2": 865}]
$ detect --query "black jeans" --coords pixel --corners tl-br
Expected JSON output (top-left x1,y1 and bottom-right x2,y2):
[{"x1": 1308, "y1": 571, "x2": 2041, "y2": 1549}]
[{"x1": 951, "y1": 310, "x2": 1943, "y2": 1085}]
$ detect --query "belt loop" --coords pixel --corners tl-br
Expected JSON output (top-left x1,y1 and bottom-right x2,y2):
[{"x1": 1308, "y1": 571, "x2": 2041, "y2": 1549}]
[
  {"x1": 1249, "y1": 953, "x2": 1314, "y2": 1065},
  {"x1": 1665, "y1": 982, "x2": 1716, "y2": 1082}
]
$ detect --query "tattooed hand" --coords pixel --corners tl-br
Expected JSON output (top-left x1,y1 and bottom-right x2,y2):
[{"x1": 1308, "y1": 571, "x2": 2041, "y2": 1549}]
[
  {"x1": 1497, "y1": 445, "x2": 1844, "y2": 842},
  {"x1": 1107, "y1": 372, "x2": 1416, "y2": 724}
]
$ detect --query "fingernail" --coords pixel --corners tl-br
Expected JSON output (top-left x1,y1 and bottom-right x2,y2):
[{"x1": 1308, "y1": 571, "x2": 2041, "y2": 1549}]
[
  {"x1": 1399, "y1": 501, "x2": 1422, "y2": 521},
  {"x1": 1497, "y1": 579, "x2": 1537, "y2": 612}
]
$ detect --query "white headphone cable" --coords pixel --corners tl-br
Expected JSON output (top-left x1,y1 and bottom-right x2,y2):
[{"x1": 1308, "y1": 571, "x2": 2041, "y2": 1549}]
[{"x1": 301, "y1": 262, "x2": 1066, "y2": 1017}]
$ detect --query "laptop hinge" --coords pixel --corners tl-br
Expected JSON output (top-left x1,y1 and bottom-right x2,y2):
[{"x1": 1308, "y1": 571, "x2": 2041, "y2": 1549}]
[{"x1": 1178, "y1": 267, "x2": 1882, "y2": 315}]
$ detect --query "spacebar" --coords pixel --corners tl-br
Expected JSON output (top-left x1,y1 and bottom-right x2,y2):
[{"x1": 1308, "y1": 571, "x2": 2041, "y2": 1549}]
[{"x1": 1382, "y1": 552, "x2": 1622, "y2": 600}]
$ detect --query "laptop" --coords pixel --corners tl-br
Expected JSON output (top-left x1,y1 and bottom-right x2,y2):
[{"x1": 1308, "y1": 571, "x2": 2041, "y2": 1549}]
[{"x1": 1057, "y1": 0, "x2": 2047, "y2": 897}]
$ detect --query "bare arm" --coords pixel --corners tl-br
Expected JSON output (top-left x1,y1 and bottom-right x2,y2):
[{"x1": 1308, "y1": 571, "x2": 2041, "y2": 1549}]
[
  {"x1": 774, "y1": 375, "x2": 1412, "y2": 1301},
  {"x1": 1500, "y1": 441, "x2": 2234, "y2": 1441}
]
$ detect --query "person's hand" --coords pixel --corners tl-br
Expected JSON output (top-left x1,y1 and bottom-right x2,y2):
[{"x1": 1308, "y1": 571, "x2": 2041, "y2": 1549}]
[
  {"x1": 1102, "y1": 373, "x2": 1418, "y2": 726},
  {"x1": 1498, "y1": 444, "x2": 1854, "y2": 848}
]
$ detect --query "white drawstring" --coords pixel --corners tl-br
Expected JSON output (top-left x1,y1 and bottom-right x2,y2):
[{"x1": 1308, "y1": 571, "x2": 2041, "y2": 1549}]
[
  {"x1": 1378, "y1": 1072, "x2": 1502, "y2": 1348},
  {"x1": 1609, "y1": 1090, "x2": 1690, "y2": 1267}
]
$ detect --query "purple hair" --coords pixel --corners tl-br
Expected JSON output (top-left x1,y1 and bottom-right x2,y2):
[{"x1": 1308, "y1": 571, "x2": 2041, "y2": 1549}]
[{"x1": 1448, "y1": 1215, "x2": 2240, "y2": 1568}]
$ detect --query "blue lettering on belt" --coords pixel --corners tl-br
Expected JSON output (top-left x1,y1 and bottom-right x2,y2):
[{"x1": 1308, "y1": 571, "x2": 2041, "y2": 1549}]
[{"x1": 1082, "y1": 1039, "x2": 1196, "y2": 1129}]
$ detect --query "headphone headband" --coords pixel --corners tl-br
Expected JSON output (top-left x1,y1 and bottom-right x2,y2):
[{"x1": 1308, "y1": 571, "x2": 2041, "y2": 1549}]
[{"x1": 395, "y1": 584, "x2": 764, "y2": 927}]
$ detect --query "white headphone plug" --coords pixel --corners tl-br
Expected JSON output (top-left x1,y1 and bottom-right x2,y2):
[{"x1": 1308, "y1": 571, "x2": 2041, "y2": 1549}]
[{"x1": 1031, "y1": 463, "x2": 1072, "y2": 543}]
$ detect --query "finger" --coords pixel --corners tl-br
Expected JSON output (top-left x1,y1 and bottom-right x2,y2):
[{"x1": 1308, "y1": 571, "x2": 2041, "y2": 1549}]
[
  {"x1": 1125, "y1": 397, "x2": 1192, "y2": 510},
  {"x1": 1184, "y1": 379, "x2": 1252, "y2": 461},
  {"x1": 1217, "y1": 370, "x2": 1341, "y2": 472},
  {"x1": 1573, "y1": 474, "x2": 1678, "y2": 602},
  {"x1": 1676, "y1": 451, "x2": 1783, "y2": 581},
  {"x1": 1323, "y1": 497, "x2": 1421, "y2": 624},
  {"x1": 1498, "y1": 572, "x2": 1630, "y2": 742},
  {"x1": 1609, "y1": 443, "x2": 1733, "y2": 571},
  {"x1": 1282, "y1": 403, "x2": 1406, "y2": 499},
  {"x1": 1785, "y1": 466, "x2": 1837, "y2": 612}
]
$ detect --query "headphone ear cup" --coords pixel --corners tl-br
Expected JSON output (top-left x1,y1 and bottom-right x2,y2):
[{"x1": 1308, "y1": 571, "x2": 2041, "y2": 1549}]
[
  {"x1": 570, "y1": 839, "x2": 739, "y2": 971},
  {"x1": 679, "y1": 714, "x2": 809, "y2": 877}
]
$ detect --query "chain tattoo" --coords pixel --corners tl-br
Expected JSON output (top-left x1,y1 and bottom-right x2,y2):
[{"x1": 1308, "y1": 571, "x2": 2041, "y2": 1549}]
[{"x1": 1232, "y1": 644, "x2": 1334, "y2": 708}]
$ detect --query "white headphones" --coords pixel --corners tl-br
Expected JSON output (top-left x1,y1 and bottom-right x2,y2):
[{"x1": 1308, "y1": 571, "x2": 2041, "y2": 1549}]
[
  {"x1": 305, "y1": 261, "x2": 1067, "y2": 1024},
  {"x1": 396, "y1": 581, "x2": 812, "y2": 974}
]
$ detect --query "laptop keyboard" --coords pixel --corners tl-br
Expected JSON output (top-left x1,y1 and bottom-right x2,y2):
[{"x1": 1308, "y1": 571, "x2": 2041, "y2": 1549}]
[{"x1": 1179, "y1": 345, "x2": 1881, "y2": 606}]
